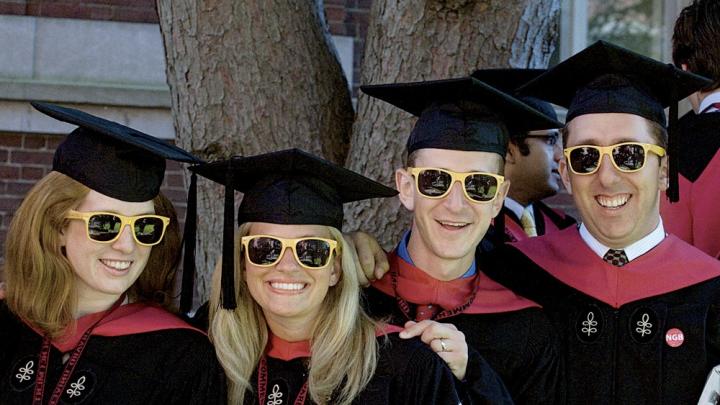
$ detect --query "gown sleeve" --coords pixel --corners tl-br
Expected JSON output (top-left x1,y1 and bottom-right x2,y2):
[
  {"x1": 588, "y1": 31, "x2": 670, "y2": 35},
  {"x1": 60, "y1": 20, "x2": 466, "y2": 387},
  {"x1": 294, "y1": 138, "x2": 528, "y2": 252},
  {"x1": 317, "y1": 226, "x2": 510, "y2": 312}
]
[
  {"x1": 389, "y1": 339, "x2": 512, "y2": 405},
  {"x1": 460, "y1": 346, "x2": 514, "y2": 404},
  {"x1": 162, "y1": 331, "x2": 227, "y2": 404},
  {"x1": 502, "y1": 317, "x2": 561, "y2": 405}
]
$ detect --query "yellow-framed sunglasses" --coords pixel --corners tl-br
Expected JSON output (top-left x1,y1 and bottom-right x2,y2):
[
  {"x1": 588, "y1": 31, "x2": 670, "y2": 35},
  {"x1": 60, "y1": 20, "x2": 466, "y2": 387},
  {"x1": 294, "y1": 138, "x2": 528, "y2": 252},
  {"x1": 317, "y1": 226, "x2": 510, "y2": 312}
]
[
  {"x1": 563, "y1": 142, "x2": 666, "y2": 175},
  {"x1": 65, "y1": 210, "x2": 170, "y2": 246},
  {"x1": 408, "y1": 167, "x2": 505, "y2": 203},
  {"x1": 241, "y1": 235, "x2": 338, "y2": 269}
]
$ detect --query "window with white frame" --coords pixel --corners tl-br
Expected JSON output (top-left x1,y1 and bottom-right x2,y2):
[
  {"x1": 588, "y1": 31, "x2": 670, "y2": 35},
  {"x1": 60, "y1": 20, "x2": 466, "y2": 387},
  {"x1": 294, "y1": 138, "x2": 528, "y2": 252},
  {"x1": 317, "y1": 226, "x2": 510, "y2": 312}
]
[{"x1": 558, "y1": 0, "x2": 693, "y2": 62}]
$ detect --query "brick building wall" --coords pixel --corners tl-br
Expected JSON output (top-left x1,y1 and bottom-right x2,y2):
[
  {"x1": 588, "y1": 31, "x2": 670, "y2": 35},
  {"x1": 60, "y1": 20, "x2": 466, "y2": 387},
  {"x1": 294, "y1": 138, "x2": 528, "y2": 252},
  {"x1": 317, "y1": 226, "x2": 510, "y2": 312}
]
[
  {"x1": 0, "y1": 132, "x2": 59, "y2": 262},
  {"x1": 325, "y1": 0, "x2": 372, "y2": 93},
  {"x1": 0, "y1": 0, "x2": 160, "y2": 23}
]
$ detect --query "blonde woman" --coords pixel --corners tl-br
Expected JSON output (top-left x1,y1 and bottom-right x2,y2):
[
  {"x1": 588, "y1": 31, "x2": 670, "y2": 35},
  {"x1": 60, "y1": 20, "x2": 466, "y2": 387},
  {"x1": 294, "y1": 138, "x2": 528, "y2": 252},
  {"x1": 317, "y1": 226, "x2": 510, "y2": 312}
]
[
  {"x1": 198, "y1": 149, "x2": 483, "y2": 404},
  {"x1": 0, "y1": 103, "x2": 225, "y2": 404}
]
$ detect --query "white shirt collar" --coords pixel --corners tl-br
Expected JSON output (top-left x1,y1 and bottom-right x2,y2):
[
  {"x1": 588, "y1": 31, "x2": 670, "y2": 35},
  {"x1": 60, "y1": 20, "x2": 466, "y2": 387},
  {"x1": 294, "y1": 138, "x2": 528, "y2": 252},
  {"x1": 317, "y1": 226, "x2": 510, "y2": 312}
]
[
  {"x1": 504, "y1": 197, "x2": 533, "y2": 221},
  {"x1": 578, "y1": 218, "x2": 666, "y2": 262},
  {"x1": 699, "y1": 92, "x2": 720, "y2": 114}
]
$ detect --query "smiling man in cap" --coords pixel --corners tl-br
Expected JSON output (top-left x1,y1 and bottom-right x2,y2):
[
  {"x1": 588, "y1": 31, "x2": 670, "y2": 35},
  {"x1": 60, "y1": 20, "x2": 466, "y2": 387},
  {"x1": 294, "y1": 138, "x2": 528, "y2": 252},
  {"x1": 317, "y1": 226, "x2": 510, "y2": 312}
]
[
  {"x1": 361, "y1": 76, "x2": 563, "y2": 404},
  {"x1": 481, "y1": 41, "x2": 720, "y2": 403}
]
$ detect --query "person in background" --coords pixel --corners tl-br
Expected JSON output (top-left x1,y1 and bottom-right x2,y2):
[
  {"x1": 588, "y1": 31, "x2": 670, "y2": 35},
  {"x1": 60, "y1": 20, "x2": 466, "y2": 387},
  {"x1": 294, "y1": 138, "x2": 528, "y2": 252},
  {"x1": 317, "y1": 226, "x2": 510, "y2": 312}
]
[
  {"x1": 472, "y1": 69, "x2": 576, "y2": 242},
  {"x1": 0, "y1": 102, "x2": 225, "y2": 404},
  {"x1": 660, "y1": 0, "x2": 720, "y2": 258}
]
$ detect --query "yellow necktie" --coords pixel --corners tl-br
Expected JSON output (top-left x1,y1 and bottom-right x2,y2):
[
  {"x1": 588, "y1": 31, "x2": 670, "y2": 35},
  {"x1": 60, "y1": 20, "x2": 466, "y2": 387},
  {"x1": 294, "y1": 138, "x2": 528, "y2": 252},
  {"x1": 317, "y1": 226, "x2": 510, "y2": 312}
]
[{"x1": 520, "y1": 206, "x2": 537, "y2": 237}]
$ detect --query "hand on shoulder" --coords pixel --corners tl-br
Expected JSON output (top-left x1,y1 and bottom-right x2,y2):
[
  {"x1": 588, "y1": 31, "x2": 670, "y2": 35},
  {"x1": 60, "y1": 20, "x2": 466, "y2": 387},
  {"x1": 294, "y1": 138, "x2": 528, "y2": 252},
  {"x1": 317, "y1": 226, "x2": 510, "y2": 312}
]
[
  {"x1": 344, "y1": 231, "x2": 390, "y2": 285},
  {"x1": 399, "y1": 320, "x2": 468, "y2": 381}
]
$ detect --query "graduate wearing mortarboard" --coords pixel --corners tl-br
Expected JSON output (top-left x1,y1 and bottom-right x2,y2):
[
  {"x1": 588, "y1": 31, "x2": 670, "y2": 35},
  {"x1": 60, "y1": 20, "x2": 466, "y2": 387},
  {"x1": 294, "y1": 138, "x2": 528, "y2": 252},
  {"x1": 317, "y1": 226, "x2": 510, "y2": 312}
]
[
  {"x1": 192, "y1": 149, "x2": 488, "y2": 404},
  {"x1": 479, "y1": 41, "x2": 720, "y2": 404},
  {"x1": 660, "y1": 0, "x2": 720, "y2": 259},
  {"x1": 361, "y1": 77, "x2": 562, "y2": 404},
  {"x1": 471, "y1": 69, "x2": 577, "y2": 242},
  {"x1": 0, "y1": 103, "x2": 226, "y2": 403}
]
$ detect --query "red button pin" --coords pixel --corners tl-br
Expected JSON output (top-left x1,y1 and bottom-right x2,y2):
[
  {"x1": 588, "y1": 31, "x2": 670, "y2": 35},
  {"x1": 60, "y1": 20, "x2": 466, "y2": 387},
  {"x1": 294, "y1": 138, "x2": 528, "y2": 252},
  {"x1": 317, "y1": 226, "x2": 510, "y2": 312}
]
[{"x1": 665, "y1": 328, "x2": 684, "y2": 347}]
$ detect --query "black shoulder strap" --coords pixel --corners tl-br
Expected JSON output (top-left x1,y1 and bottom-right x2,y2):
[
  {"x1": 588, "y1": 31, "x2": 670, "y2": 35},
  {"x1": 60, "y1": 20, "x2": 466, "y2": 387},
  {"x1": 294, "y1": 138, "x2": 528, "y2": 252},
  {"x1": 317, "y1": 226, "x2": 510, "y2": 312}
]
[
  {"x1": 535, "y1": 201, "x2": 577, "y2": 231},
  {"x1": 477, "y1": 243, "x2": 574, "y2": 309},
  {"x1": 678, "y1": 111, "x2": 720, "y2": 182}
]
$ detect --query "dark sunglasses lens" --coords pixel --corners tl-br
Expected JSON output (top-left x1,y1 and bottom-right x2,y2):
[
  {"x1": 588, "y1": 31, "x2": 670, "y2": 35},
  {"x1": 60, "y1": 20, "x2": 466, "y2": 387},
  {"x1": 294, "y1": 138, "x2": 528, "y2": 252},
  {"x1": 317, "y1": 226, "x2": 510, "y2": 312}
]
[
  {"x1": 417, "y1": 169, "x2": 452, "y2": 197},
  {"x1": 247, "y1": 237, "x2": 283, "y2": 265},
  {"x1": 87, "y1": 214, "x2": 122, "y2": 242},
  {"x1": 295, "y1": 239, "x2": 333, "y2": 268},
  {"x1": 464, "y1": 174, "x2": 499, "y2": 202},
  {"x1": 612, "y1": 144, "x2": 645, "y2": 171},
  {"x1": 248, "y1": 237, "x2": 282, "y2": 265},
  {"x1": 133, "y1": 217, "x2": 166, "y2": 245},
  {"x1": 569, "y1": 147, "x2": 601, "y2": 173}
]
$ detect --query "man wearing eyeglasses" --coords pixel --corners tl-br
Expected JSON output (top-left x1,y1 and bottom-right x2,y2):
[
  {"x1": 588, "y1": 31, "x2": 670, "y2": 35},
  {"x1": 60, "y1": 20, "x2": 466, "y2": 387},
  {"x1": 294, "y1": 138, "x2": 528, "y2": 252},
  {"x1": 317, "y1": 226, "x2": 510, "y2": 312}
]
[
  {"x1": 471, "y1": 69, "x2": 576, "y2": 242},
  {"x1": 500, "y1": 127, "x2": 576, "y2": 240},
  {"x1": 359, "y1": 77, "x2": 563, "y2": 404},
  {"x1": 480, "y1": 41, "x2": 720, "y2": 404}
]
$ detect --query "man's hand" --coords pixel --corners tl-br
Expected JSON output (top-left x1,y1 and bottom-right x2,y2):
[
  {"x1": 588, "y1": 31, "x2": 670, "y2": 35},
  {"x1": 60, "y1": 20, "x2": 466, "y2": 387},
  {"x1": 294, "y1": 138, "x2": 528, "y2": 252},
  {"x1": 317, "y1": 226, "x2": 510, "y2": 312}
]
[
  {"x1": 344, "y1": 231, "x2": 390, "y2": 286},
  {"x1": 400, "y1": 320, "x2": 469, "y2": 380}
]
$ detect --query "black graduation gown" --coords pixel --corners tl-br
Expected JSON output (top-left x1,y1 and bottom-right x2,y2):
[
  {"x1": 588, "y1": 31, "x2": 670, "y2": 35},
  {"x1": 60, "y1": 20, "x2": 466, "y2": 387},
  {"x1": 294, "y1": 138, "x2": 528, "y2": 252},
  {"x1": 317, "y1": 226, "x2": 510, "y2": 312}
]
[
  {"x1": 0, "y1": 301, "x2": 226, "y2": 404},
  {"x1": 661, "y1": 111, "x2": 720, "y2": 258},
  {"x1": 366, "y1": 253, "x2": 558, "y2": 404},
  {"x1": 501, "y1": 201, "x2": 577, "y2": 243},
  {"x1": 244, "y1": 333, "x2": 465, "y2": 405},
  {"x1": 480, "y1": 227, "x2": 720, "y2": 404}
]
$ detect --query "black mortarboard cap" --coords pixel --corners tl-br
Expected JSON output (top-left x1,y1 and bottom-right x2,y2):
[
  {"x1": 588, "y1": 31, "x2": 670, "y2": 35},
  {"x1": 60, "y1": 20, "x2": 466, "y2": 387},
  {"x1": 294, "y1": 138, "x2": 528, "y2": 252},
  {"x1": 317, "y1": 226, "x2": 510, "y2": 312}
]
[
  {"x1": 470, "y1": 68, "x2": 560, "y2": 124},
  {"x1": 361, "y1": 77, "x2": 563, "y2": 157},
  {"x1": 32, "y1": 101, "x2": 202, "y2": 201},
  {"x1": 190, "y1": 148, "x2": 397, "y2": 309},
  {"x1": 518, "y1": 41, "x2": 712, "y2": 202}
]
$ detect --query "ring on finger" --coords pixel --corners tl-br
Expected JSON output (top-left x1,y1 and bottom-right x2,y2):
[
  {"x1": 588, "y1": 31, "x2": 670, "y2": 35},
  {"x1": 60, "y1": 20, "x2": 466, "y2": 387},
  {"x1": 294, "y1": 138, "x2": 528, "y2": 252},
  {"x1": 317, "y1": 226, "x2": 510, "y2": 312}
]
[{"x1": 440, "y1": 338, "x2": 448, "y2": 352}]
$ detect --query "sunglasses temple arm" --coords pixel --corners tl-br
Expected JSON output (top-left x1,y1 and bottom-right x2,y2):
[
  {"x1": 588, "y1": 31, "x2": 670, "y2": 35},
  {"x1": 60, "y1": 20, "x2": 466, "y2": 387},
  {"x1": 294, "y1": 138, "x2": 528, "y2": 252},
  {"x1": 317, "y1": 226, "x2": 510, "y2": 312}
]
[{"x1": 667, "y1": 86, "x2": 680, "y2": 203}]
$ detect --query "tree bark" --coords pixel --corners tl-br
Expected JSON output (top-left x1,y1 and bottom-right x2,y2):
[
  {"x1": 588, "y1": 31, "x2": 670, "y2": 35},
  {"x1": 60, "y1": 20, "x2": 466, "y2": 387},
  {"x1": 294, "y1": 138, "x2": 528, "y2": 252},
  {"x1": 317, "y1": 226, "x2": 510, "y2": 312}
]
[
  {"x1": 344, "y1": 0, "x2": 560, "y2": 249},
  {"x1": 157, "y1": 0, "x2": 353, "y2": 305}
]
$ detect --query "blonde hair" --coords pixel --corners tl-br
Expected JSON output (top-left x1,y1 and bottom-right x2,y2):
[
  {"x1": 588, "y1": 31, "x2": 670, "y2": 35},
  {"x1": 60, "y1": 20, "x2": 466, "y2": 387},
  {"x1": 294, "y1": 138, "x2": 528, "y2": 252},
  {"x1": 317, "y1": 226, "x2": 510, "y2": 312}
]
[
  {"x1": 209, "y1": 223, "x2": 379, "y2": 405},
  {"x1": 4, "y1": 172, "x2": 182, "y2": 339}
]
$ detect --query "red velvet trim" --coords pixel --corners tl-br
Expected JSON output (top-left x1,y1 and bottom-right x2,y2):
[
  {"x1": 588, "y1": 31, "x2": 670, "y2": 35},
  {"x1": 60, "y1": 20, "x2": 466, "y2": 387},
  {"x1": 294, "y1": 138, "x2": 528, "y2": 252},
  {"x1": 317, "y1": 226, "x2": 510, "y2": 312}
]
[
  {"x1": 512, "y1": 227, "x2": 720, "y2": 308},
  {"x1": 372, "y1": 252, "x2": 539, "y2": 314},
  {"x1": 662, "y1": 153, "x2": 720, "y2": 258},
  {"x1": 266, "y1": 334, "x2": 312, "y2": 361},
  {"x1": 376, "y1": 323, "x2": 404, "y2": 336},
  {"x1": 503, "y1": 214, "x2": 528, "y2": 242},
  {"x1": 661, "y1": 175, "x2": 694, "y2": 247},
  {"x1": 29, "y1": 303, "x2": 202, "y2": 353},
  {"x1": 265, "y1": 325, "x2": 402, "y2": 361}
]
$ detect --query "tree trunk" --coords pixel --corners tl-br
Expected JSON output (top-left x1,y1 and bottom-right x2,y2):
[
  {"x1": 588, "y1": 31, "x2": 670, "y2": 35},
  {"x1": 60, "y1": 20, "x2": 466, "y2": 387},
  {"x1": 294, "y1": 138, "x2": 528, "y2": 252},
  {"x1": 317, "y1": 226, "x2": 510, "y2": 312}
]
[
  {"x1": 344, "y1": 0, "x2": 560, "y2": 249},
  {"x1": 157, "y1": 0, "x2": 353, "y2": 305}
]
